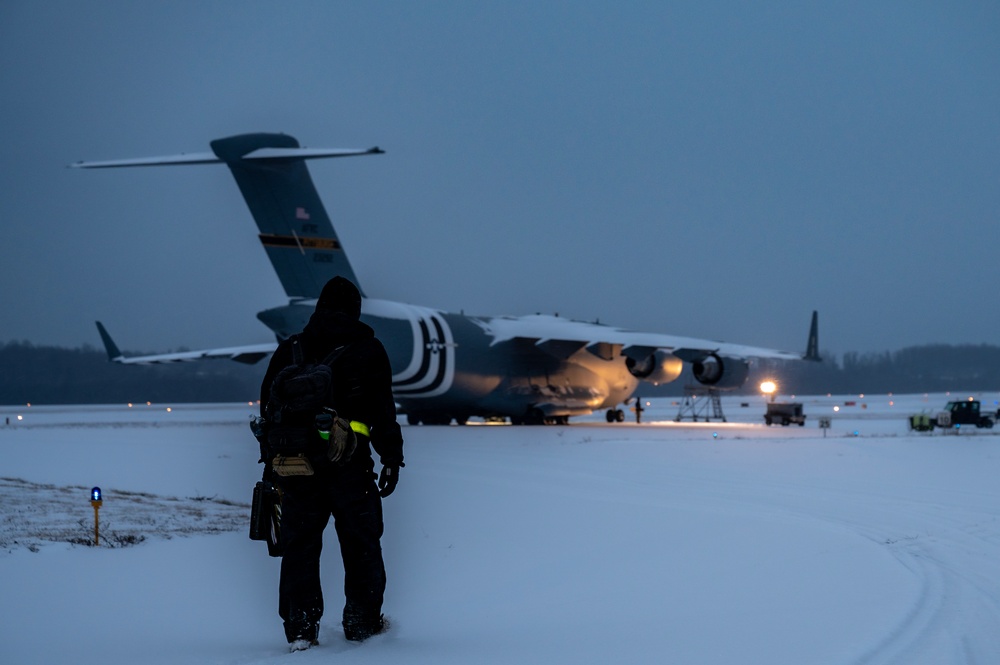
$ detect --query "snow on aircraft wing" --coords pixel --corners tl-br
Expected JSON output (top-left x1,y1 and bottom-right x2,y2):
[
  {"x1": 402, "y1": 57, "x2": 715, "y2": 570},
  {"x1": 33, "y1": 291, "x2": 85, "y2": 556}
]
[
  {"x1": 474, "y1": 314, "x2": 805, "y2": 361},
  {"x1": 103, "y1": 344, "x2": 277, "y2": 365},
  {"x1": 95, "y1": 322, "x2": 275, "y2": 365}
]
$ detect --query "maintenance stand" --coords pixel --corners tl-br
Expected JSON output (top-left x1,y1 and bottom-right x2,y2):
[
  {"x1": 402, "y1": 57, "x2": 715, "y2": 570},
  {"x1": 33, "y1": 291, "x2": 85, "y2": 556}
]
[{"x1": 675, "y1": 385, "x2": 727, "y2": 422}]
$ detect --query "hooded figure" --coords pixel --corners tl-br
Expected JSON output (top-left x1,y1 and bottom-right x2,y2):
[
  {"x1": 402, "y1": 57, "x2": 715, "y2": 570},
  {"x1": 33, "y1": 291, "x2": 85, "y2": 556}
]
[
  {"x1": 259, "y1": 276, "x2": 403, "y2": 651},
  {"x1": 315, "y1": 274, "x2": 363, "y2": 319}
]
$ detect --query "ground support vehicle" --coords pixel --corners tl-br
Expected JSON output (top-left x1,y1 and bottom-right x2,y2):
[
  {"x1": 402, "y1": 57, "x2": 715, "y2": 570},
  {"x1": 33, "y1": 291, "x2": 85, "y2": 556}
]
[
  {"x1": 909, "y1": 400, "x2": 996, "y2": 431},
  {"x1": 764, "y1": 402, "x2": 806, "y2": 426}
]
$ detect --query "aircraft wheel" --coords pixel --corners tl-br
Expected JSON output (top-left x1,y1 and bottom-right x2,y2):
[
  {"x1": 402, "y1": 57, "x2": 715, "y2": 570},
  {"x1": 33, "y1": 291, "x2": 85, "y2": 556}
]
[
  {"x1": 526, "y1": 409, "x2": 546, "y2": 425},
  {"x1": 606, "y1": 409, "x2": 617, "y2": 423},
  {"x1": 515, "y1": 409, "x2": 546, "y2": 425},
  {"x1": 615, "y1": 409, "x2": 625, "y2": 422}
]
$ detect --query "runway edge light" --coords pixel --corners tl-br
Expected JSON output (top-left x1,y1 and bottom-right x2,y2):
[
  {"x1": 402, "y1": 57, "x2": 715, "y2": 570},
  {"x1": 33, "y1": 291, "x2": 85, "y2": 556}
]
[{"x1": 90, "y1": 487, "x2": 103, "y2": 546}]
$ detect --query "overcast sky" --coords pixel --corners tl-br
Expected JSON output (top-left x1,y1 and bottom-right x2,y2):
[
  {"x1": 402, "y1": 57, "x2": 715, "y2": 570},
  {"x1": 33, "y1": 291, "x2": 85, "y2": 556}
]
[{"x1": 2, "y1": 1, "x2": 998, "y2": 358}]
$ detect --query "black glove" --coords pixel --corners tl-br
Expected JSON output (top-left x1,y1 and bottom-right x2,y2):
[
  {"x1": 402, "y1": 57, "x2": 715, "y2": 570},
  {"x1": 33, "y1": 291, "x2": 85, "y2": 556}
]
[{"x1": 378, "y1": 464, "x2": 402, "y2": 498}]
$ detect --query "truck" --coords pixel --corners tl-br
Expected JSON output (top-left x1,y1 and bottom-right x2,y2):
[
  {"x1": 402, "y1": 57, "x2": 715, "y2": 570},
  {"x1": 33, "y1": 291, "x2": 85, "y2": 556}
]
[
  {"x1": 909, "y1": 399, "x2": 996, "y2": 431},
  {"x1": 764, "y1": 402, "x2": 806, "y2": 426}
]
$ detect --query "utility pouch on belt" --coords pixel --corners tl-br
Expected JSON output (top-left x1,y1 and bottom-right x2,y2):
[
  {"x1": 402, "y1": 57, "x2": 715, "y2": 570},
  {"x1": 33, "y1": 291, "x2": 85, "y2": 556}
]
[
  {"x1": 271, "y1": 454, "x2": 315, "y2": 477},
  {"x1": 316, "y1": 408, "x2": 358, "y2": 464}
]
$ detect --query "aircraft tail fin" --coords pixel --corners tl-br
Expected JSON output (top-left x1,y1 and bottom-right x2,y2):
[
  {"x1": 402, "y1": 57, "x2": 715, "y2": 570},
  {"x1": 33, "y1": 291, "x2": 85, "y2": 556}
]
[
  {"x1": 210, "y1": 133, "x2": 382, "y2": 299},
  {"x1": 803, "y1": 311, "x2": 820, "y2": 361},
  {"x1": 72, "y1": 133, "x2": 383, "y2": 299}
]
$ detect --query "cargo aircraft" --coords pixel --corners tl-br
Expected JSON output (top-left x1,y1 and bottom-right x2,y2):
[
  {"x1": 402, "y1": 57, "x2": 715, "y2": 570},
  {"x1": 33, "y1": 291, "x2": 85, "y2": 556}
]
[{"x1": 77, "y1": 133, "x2": 818, "y2": 425}]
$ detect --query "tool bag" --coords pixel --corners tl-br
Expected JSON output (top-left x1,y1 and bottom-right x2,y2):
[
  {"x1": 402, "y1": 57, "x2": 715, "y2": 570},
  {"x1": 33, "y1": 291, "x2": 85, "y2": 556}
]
[{"x1": 249, "y1": 479, "x2": 283, "y2": 557}]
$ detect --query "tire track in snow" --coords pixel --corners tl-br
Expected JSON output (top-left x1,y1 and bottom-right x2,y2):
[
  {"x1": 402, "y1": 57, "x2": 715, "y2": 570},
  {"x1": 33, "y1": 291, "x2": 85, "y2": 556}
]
[{"x1": 703, "y1": 477, "x2": 1000, "y2": 664}]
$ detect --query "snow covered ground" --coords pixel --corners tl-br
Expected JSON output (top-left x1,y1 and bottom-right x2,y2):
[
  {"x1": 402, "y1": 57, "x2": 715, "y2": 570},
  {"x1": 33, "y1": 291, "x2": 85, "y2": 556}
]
[{"x1": 1, "y1": 393, "x2": 998, "y2": 664}]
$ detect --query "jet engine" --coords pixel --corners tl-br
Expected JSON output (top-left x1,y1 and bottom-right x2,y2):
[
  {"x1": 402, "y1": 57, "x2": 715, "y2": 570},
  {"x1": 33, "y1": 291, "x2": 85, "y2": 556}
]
[
  {"x1": 626, "y1": 350, "x2": 684, "y2": 385},
  {"x1": 691, "y1": 353, "x2": 750, "y2": 389}
]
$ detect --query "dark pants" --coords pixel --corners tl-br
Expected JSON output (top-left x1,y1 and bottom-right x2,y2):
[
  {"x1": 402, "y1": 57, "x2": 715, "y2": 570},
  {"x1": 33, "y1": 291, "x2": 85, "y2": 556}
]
[{"x1": 276, "y1": 462, "x2": 385, "y2": 643}]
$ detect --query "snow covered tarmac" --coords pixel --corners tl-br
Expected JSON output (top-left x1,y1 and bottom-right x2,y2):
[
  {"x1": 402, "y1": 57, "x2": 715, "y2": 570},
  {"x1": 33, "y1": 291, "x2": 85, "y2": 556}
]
[{"x1": 1, "y1": 393, "x2": 998, "y2": 664}]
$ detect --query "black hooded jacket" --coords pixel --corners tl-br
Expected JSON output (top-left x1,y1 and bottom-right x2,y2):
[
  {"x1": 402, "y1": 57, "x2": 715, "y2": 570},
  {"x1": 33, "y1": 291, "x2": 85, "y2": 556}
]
[{"x1": 259, "y1": 308, "x2": 403, "y2": 468}]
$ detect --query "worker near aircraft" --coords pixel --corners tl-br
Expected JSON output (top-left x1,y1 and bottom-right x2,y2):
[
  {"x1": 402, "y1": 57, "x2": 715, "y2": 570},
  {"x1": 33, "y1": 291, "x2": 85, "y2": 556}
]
[{"x1": 258, "y1": 276, "x2": 404, "y2": 651}]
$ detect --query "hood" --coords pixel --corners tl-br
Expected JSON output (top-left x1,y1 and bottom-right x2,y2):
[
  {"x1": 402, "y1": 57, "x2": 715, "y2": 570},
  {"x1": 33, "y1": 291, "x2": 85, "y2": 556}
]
[{"x1": 299, "y1": 309, "x2": 374, "y2": 360}]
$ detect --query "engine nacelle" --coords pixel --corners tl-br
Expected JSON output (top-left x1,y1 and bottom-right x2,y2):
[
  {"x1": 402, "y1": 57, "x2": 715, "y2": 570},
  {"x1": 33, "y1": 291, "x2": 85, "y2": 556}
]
[
  {"x1": 692, "y1": 353, "x2": 750, "y2": 389},
  {"x1": 626, "y1": 350, "x2": 684, "y2": 385}
]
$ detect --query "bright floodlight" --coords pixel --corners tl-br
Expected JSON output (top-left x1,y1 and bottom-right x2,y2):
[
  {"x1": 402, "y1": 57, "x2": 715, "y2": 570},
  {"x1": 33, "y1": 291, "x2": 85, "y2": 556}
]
[{"x1": 760, "y1": 381, "x2": 777, "y2": 396}]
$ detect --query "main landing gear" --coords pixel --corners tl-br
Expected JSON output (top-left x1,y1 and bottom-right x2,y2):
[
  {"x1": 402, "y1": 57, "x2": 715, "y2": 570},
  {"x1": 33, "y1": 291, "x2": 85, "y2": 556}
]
[
  {"x1": 605, "y1": 408, "x2": 625, "y2": 423},
  {"x1": 511, "y1": 408, "x2": 569, "y2": 426},
  {"x1": 406, "y1": 413, "x2": 469, "y2": 426}
]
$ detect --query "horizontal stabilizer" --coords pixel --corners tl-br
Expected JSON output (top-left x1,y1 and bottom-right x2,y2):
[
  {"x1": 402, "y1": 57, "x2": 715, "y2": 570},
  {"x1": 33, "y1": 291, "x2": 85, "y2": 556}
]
[{"x1": 70, "y1": 146, "x2": 382, "y2": 169}]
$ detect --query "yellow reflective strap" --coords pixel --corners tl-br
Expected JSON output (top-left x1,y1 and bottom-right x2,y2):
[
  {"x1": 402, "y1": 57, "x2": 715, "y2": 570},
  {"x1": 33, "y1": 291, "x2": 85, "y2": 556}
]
[{"x1": 350, "y1": 420, "x2": 370, "y2": 437}]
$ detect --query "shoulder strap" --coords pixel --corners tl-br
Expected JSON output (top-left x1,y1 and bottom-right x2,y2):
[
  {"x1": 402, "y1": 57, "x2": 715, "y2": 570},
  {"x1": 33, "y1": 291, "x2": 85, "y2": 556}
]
[
  {"x1": 287, "y1": 336, "x2": 350, "y2": 368},
  {"x1": 289, "y1": 335, "x2": 304, "y2": 365},
  {"x1": 320, "y1": 343, "x2": 351, "y2": 368}
]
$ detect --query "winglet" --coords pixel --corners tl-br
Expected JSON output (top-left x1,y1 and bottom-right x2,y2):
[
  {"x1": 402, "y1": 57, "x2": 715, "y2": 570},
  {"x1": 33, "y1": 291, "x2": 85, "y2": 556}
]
[
  {"x1": 95, "y1": 321, "x2": 124, "y2": 362},
  {"x1": 803, "y1": 311, "x2": 820, "y2": 361}
]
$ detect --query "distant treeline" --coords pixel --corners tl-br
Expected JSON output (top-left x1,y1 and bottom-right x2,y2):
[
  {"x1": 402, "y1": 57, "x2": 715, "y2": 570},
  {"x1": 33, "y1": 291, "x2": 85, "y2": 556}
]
[
  {"x1": 1, "y1": 340, "x2": 998, "y2": 405},
  {"x1": 0, "y1": 342, "x2": 263, "y2": 405},
  {"x1": 746, "y1": 344, "x2": 1000, "y2": 396}
]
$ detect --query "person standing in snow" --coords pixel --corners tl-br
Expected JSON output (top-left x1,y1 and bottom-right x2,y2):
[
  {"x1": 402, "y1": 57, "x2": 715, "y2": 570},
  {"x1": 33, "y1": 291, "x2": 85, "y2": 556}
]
[{"x1": 258, "y1": 276, "x2": 404, "y2": 651}]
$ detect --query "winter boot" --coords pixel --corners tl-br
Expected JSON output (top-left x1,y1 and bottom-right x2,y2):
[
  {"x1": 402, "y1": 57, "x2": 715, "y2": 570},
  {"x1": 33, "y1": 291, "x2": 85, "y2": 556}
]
[
  {"x1": 289, "y1": 638, "x2": 319, "y2": 652},
  {"x1": 343, "y1": 614, "x2": 389, "y2": 642}
]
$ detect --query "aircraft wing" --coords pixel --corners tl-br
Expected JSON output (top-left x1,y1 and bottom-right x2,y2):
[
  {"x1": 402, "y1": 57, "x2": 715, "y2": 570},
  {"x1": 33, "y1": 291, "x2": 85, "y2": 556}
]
[
  {"x1": 475, "y1": 314, "x2": 807, "y2": 361},
  {"x1": 95, "y1": 322, "x2": 276, "y2": 365}
]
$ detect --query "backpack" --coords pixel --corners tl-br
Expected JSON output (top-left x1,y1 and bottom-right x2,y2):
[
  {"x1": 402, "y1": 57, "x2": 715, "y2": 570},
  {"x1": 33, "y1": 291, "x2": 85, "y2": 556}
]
[{"x1": 263, "y1": 336, "x2": 356, "y2": 475}]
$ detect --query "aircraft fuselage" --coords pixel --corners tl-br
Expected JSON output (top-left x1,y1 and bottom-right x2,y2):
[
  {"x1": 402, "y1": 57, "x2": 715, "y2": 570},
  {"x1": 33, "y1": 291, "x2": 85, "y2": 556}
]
[
  {"x1": 78, "y1": 132, "x2": 814, "y2": 425},
  {"x1": 256, "y1": 298, "x2": 638, "y2": 424}
]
